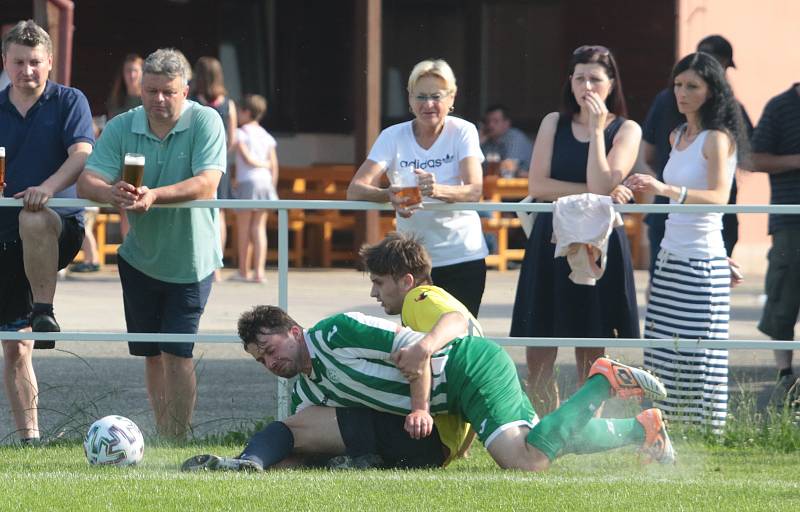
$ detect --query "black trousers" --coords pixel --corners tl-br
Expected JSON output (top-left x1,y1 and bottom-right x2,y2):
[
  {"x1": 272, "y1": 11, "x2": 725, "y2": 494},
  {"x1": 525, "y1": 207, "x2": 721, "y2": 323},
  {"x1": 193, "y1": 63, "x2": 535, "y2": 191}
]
[{"x1": 431, "y1": 258, "x2": 486, "y2": 317}]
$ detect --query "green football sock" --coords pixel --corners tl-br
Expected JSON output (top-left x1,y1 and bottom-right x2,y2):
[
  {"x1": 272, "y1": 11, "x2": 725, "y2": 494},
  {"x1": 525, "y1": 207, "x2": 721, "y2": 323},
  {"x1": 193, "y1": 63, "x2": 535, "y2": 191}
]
[
  {"x1": 561, "y1": 418, "x2": 645, "y2": 455},
  {"x1": 526, "y1": 375, "x2": 611, "y2": 460}
]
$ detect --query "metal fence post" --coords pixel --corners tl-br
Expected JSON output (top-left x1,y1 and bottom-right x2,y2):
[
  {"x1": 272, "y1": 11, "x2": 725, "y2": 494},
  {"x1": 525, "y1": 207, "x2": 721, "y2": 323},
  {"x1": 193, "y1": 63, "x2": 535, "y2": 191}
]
[{"x1": 277, "y1": 207, "x2": 290, "y2": 420}]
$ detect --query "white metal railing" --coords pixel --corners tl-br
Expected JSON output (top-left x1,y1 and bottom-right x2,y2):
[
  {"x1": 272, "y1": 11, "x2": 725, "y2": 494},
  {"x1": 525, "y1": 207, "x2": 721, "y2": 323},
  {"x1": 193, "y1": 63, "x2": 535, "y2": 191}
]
[{"x1": 3, "y1": 197, "x2": 800, "y2": 419}]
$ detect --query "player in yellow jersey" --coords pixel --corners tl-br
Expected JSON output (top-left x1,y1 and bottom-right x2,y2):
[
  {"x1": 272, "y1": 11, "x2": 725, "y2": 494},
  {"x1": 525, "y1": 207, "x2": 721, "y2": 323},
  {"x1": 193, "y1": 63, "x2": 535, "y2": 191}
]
[{"x1": 359, "y1": 232, "x2": 480, "y2": 465}]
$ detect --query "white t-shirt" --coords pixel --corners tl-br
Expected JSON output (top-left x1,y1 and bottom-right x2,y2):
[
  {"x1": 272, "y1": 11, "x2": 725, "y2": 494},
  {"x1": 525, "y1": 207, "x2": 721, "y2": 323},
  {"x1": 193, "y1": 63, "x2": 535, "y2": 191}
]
[
  {"x1": 235, "y1": 123, "x2": 277, "y2": 184},
  {"x1": 367, "y1": 116, "x2": 488, "y2": 267},
  {"x1": 661, "y1": 129, "x2": 737, "y2": 259}
]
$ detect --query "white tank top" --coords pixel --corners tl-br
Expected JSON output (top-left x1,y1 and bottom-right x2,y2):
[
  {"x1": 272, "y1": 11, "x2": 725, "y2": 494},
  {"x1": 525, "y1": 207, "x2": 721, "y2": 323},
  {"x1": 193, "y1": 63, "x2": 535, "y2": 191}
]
[{"x1": 660, "y1": 128, "x2": 737, "y2": 259}]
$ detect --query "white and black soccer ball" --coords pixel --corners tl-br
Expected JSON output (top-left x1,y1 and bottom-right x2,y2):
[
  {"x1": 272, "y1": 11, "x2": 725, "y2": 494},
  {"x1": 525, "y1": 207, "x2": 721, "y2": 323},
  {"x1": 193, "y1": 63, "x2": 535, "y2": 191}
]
[{"x1": 83, "y1": 415, "x2": 145, "y2": 466}]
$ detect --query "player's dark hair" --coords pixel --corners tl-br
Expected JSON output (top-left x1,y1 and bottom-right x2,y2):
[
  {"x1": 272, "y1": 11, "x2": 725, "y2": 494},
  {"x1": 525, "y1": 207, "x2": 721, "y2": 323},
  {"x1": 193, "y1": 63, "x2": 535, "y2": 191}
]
[
  {"x1": 237, "y1": 305, "x2": 300, "y2": 348},
  {"x1": 359, "y1": 232, "x2": 432, "y2": 284}
]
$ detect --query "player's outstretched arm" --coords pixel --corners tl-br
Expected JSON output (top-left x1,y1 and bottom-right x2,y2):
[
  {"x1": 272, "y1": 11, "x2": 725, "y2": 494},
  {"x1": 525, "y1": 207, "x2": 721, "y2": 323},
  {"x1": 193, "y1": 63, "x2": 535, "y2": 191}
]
[
  {"x1": 394, "y1": 311, "x2": 466, "y2": 380},
  {"x1": 405, "y1": 362, "x2": 434, "y2": 440}
]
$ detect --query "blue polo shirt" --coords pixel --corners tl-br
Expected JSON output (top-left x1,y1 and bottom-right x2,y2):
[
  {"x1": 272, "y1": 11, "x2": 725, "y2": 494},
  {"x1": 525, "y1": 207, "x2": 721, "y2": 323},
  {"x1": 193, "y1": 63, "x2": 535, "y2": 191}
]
[
  {"x1": 85, "y1": 101, "x2": 226, "y2": 283},
  {"x1": 0, "y1": 81, "x2": 94, "y2": 242}
]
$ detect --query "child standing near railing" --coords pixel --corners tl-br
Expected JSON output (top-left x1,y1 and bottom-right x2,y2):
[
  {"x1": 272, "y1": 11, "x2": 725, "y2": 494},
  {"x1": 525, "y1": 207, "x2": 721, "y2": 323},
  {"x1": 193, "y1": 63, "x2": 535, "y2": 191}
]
[{"x1": 231, "y1": 94, "x2": 279, "y2": 283}]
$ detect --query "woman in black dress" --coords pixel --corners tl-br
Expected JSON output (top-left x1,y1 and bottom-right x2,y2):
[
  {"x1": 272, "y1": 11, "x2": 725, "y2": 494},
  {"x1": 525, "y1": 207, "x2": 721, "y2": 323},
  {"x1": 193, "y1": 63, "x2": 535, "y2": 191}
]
[{"x1": 510, "y1": 45, "x2": 641, "y2": 414}]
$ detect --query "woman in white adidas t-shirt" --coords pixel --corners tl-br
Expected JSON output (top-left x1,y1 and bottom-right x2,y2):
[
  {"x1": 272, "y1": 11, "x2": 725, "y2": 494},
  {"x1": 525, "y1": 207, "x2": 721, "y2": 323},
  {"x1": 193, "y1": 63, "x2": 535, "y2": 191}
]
[
  {"x1": 625, "y1": 52, "x2": 747, "y2": 433},
  {"x1": 348, "y1": 59, "x2": 488, "y2": 316}
]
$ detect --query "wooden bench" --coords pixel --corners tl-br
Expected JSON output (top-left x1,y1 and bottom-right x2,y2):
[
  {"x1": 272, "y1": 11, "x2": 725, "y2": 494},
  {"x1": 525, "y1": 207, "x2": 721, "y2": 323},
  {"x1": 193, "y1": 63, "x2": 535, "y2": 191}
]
[
  {"x1": 280, "y1": 165, "x2": 359, "y2": 267},
  {"x1": 482, "y1": 176, "x2": 528, "y2": 271},
  {"x1": 483, "y1": 216, "x2": 524, "y2": 271},
  {"x1": 623, "y1": 213, "x2": 643, "y2": 269},
  {"x1": 72, "y1": 210, "x2": 121, "y2": 266},
  {"x1": 95, "y1": 212, "x2": 121, "y2": 265},
  {"x1": 223, "y1": 164, "x2": 376, "y2": 267},
  {"x1": 480, "y1": 177, "x2": 646, "y2": 271}
]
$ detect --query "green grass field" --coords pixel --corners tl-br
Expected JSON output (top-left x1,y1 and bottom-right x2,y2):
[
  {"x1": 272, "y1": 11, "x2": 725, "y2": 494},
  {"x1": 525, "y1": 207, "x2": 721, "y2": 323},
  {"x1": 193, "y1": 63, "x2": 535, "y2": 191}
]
[{"x1": 1, "y1": 441, "x2": 798, "y2": 511}]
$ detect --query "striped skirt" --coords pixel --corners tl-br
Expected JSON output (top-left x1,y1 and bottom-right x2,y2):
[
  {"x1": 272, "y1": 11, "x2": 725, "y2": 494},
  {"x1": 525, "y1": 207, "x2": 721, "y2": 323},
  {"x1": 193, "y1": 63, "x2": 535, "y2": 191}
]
[{"x1": 643, "y1": 250, "x2": 730, "y2": 433}]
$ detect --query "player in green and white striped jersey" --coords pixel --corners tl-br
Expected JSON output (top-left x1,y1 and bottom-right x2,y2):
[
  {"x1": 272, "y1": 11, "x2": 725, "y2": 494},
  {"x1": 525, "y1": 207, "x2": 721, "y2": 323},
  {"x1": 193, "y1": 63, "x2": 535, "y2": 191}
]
[
  {"x1": 290, "y1": 311, "x2": 452, "y2": 416},
  {"x1": 234, "y1": 305, "x2": 675, "y2": 471}
]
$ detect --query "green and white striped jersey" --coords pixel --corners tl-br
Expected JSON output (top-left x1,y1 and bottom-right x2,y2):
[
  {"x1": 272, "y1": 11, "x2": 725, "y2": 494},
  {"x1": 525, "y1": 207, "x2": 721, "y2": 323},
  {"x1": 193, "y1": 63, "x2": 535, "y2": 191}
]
[{"x1": 290, "y1": 312, "x2": 454, "y2": 416}]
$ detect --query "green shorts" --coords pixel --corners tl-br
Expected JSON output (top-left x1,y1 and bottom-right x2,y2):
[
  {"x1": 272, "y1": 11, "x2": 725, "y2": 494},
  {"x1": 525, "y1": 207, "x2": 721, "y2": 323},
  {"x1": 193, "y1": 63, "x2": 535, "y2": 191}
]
[
  {"x1": 758, "y1": 230, "x2": 800, "y2": 340},
  {"x1": 445, "y1": 337, "x2": 539, "y2": 447}
]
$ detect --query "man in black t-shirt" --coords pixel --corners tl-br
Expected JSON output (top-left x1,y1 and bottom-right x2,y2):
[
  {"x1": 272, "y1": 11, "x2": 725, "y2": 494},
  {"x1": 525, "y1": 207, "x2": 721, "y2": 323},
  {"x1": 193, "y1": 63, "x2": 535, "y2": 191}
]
[{"x1": 752, "y1": 83, "x2": 800, "y2": 404}]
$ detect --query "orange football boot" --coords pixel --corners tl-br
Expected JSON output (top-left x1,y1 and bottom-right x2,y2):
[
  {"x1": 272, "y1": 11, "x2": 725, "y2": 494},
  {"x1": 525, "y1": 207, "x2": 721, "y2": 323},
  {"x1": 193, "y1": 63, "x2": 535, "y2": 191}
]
[
  {"x1": 588, "y1": 357, "x2": 667, "y2": 401},
  {"x1": 636, "y1": 408, "x2": 676, "y2": 465}
]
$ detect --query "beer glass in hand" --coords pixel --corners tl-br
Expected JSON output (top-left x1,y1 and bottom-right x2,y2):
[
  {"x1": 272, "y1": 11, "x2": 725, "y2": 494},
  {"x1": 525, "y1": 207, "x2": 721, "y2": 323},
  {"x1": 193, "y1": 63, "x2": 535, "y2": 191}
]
[
  {"x1": 122, "y1": 153, "x2": 145, "y2": 188},
  {"x1": 387, "y1": 165, "x2": 422, "y2": 207}
]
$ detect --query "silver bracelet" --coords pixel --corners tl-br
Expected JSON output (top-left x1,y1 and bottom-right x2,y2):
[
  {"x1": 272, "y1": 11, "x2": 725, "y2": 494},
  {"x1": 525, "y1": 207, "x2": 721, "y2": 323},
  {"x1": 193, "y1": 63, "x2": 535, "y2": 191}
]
[{"x1": 677, "y1": 186, "x2": 688, "y2": 204}]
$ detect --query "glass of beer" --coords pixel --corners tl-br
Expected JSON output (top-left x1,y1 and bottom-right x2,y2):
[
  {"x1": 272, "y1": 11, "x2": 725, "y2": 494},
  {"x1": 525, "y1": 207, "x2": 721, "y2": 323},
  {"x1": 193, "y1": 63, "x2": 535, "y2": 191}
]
[
  {"x1": 387, "y1": 164, "x2": 421, "y2": 207},
  {"x1": 0, "y1": 147, "x2": 5, "y2": 194},
  {"x1": 485, "y1": 152, "x2": 501, "y2": 176},
  {"x1": 122, "y1": 153, "x2": 145, "y2": 188}
]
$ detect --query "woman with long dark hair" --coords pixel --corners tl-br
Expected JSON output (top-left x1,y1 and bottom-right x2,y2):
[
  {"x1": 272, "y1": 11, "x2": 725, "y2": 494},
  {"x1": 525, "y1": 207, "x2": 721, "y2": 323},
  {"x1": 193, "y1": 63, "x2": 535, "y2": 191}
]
[
  {"x1": 510, "y1": 45, "x2": 642, "y2": 414},
  {"x1": 106, "y1": 54, "x2": 143, "y2": 119},
  {"x1": 190, "y1": 56, "x2": 237, "y2": 280},
  {"x1": 625, "y1": 52, "x2": 746, "y2": 433}
]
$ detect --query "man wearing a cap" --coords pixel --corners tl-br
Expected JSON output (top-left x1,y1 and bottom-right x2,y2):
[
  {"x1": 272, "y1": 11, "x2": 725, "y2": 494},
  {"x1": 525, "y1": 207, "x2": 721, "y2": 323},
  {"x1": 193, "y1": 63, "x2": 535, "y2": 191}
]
[
  {"x1": 639, "y1": 34, "x2": 753, "y2": 277},
  {"x1": 751, "y1": 79, "x2": 800, "y2": 404}
]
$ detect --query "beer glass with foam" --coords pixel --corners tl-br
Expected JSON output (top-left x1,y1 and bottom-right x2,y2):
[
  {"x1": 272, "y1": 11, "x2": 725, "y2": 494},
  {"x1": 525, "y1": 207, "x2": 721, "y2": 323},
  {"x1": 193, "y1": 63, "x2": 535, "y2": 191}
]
[
  {"x1": 122, "y1": 153, "x2": 145, "y2": 188},
  {"x1": 485, "y1": 152, "x2": 501, "y2": 176},
  {"x1": 387, "y1": 162, "x2": 421, "y2": 207}
]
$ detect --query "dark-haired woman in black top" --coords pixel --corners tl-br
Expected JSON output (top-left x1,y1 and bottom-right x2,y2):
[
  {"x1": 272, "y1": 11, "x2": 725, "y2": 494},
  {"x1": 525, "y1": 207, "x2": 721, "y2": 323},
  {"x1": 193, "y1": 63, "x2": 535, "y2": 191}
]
[{"x1": 510, "y1": 45, "x2": 642, "y2": 414}]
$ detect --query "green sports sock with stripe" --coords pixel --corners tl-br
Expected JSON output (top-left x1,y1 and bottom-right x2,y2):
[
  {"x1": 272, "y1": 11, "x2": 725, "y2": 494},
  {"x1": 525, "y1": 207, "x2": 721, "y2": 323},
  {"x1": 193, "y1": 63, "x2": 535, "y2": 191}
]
[
  {"x1": 561, "y1": 418, "x2": 645, "y2": 455},
  {"x1": 526, "y1": 375, "x2": 612, "y2": 460}
]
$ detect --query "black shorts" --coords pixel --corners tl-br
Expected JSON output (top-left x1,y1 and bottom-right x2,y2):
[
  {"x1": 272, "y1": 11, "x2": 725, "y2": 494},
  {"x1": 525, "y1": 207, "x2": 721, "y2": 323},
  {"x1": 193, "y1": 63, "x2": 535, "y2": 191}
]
[
  {"x1": 758, "y1": 230, "x2": 800, "y2": 340},
  {"x1": 431, "y1": 258, "x2": 487, "y2": 318},
  {"x1": 336, "y1": 408, "x2": 446, "y2": 469},
  {"x1": 0, "y1": 215, "x2": 83, "y2": 328},
  {"x1": 118, "y1": 256, "x2": 213, "y2": 358}
]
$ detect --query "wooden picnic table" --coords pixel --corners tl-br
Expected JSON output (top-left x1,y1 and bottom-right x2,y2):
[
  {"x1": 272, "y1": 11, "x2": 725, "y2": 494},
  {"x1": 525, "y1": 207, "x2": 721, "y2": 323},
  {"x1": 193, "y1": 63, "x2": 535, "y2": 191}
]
[{"x1": 482, "y1": 176, "x2": 528, "y2": 271}]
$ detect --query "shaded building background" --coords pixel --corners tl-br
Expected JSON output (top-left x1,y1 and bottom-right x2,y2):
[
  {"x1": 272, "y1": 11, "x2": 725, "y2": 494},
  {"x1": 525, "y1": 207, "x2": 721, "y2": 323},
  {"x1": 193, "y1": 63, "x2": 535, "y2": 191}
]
[
  {"x1": 2, "y1": 0, "x2": 675, "y2": 137},
  {"x1": 2, "y1": 0, "x2": 798, "y2": 265}
]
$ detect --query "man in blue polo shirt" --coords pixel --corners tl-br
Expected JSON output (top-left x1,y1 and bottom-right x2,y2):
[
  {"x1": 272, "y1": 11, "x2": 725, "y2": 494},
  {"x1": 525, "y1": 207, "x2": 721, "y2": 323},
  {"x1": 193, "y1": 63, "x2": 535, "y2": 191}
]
[
  {"x1": 0, "y1": 20, "x2": 93, "y2": 444},
  {"x1": 78, "y1": 48, "x2": 226, "y2": 440}
]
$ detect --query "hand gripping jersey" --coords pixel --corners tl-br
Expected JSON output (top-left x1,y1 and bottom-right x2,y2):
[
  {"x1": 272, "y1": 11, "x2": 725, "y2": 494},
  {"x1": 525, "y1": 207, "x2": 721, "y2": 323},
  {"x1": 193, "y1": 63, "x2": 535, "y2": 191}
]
[{"x1": 290, "y1": 311, "x2": 537, "y2": 453}]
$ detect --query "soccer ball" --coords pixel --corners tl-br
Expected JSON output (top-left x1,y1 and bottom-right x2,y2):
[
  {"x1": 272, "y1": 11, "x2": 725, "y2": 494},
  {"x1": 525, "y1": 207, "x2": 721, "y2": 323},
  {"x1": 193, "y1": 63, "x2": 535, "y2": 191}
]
[{"x1": 83, "y1": 415, "x2": 145, "y2": 466}]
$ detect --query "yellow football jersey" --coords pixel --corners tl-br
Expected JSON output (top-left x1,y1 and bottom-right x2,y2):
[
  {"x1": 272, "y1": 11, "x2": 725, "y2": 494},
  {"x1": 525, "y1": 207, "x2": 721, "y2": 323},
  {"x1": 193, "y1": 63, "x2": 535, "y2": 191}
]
[{"x1": 401, "y1": 285, "x2": 482, "y2": 465}]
